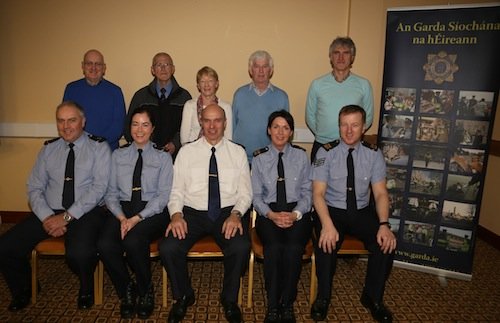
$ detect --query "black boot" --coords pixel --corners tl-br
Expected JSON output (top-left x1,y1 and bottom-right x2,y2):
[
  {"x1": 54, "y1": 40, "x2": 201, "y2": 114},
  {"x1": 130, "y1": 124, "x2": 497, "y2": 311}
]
[
  {"x1": 120, "y1": 281, "x2": 137, "y2": 319},
  {"x1": 137, "y1": 284, "x2": 154, "y2": 319}
]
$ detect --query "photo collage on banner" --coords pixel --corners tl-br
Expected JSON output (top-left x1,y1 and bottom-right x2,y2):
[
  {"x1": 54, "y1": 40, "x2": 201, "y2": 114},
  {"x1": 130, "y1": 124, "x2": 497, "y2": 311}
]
[{"x1": 379, "y1": 5, "x2": 500, "y2": 276}]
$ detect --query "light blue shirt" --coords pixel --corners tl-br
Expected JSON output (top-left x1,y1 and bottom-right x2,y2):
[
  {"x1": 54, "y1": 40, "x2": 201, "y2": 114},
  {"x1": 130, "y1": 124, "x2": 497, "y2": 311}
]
[
  {"x1": 306, "y1": 73, "x2": 373, "y2": 144},
  {"x1": 311, "y1": 140, "x2": 385, "y2": 209},
  {"x1": 27, "y1": 132, "x2": 111, "y2": 220},
  {"x1": 251, "y1": 143, "x2": 312, "y2": 217}
]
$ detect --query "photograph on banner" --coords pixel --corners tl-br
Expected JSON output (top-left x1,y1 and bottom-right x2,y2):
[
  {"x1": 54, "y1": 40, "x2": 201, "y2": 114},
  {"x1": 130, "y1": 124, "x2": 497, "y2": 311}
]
[
  {"x1": 441, "y1": 200, "x2": 476, "y2": 227},
  {"x1": 406, "y1": 196, "x2": 440, "y2": 223},
  {"x1": 453, "y1": 119, "x2": 489, "y2": 146},
  {"x1": 380, "y1": 140, "x2": 410, "y2": 166},
  {"x1": 380, "y1": 114, "x2": 414, "y2": 139},
  {"x1": 389, "y1": 193, "x2": 404, "y2": 217},
  {"x1": 412, "y1": 145, "x2": 446, "y2": 170},
  {"x1": 409, "y1": 169, "x2": 442, "y2": 196},
  {"x1": 444, "y1": 174, "x2": 480, "y2": 202},
  {"x1": 419, "y1": 89, "x2": 455, "y2": 114},
  {"x1": 437, "y1": 226, "x2": 473, "y2": 253},
  {"x1": 449, "y1": 147, "x2": 484, "y2": 175},
  {"x1": 402, "y1": 220, "x2": 436, "y2": 247},
  {"x1": 389, "y1": 218, "x2": 401, "y2": 236},
  {"x1": 416, "y1": 116, "x2": 450, "y2": 143},
  {"x1": 384, "y1": 87, "x2": 417, "y2": 112},
  {"x1": 457, "y1": 91, "x2": 494, "y2": 118},
  {"x1": 386, "y1": 167, "x2": 407, "y2": 192}
]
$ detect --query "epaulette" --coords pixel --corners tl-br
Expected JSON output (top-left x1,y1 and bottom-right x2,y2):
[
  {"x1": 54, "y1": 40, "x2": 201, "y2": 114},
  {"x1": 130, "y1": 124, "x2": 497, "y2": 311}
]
[
  {"x1": 322, "y1": 140, "x2": 340, "y2": 151},
  {"x1": 229, "y1": 140, "x2": 246, "y2": 150},
  {"x1": 88, "y1": 134, "x2": 106, "y2": 143},
  {"x1": 362, "y1": 141, "x2": 378, "y2": 151},
  {"x1": 44, "y1": 137, "x2": 60, "y2": 145},
  {"x1": 119, "y1": 142, "x2": 132, "y2": 149},
  {"x1": 291, "y1": 144, "x2": 306, "y2": 151},
  {"x1": 253, "y1": 146, "x2": 269, "y2": 157},
  {"x1": 153, "y1": 143, "x2": 167, "y2": 152}
]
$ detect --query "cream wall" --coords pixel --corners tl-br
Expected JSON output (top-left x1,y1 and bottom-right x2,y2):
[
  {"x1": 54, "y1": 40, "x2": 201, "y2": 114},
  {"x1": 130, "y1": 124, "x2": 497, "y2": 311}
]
[{"x1": 1, "y1": 0, "x2": 498, "y2": 234}]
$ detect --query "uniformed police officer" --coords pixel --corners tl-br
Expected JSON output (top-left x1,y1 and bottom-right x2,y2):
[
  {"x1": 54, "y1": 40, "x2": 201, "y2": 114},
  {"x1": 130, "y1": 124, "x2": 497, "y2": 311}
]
[
  {"x1": 310, "y1": 105, "x2": 396, "y2": 323},
  {"x1": 252, "y1": 110, "x2": 312, "y2": 323},
  {"x1": 97, "y1": 105, "x2": 173, "y2": 319},
  {"x1": 0, "y1": 101, "x2": 111, "y2": 311}
]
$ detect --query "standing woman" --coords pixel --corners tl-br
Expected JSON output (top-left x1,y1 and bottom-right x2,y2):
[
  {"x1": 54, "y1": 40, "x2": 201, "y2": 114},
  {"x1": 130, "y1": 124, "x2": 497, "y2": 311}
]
[
  {"x1": 251, "y1": 110, "x2": 312, "y2": 323},
  {"x1": 180, "y1": 66, "x2": 232, "y2": 145},
  {"x1": 98, "y1": 105, "x2": 173, "y2": 319}
]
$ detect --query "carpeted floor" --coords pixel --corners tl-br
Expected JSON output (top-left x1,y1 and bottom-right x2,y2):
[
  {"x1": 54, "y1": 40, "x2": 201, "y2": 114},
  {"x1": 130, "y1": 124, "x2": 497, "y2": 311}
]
[{"x1": 0, "y1": 224, "x2": 499, "y2": 322}]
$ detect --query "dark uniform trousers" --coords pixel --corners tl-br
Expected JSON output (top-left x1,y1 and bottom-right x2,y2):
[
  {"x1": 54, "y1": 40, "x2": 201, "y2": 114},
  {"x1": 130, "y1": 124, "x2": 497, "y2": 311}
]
[
  {"x1": 256, "y1": 202, "x2": 312, "y2": 309},
  {"x1": 159, "y1": 206, "x2": 250, "y2": 303},
  {"x1": 313, "y1": 206, "x2": 394, "y2": 303},
  {"x1": 97, "y1": 202, "x2": 169, "y2": 297},
  {"x1": 0, "y1": 206, "x2": 106, "y2": 297}
]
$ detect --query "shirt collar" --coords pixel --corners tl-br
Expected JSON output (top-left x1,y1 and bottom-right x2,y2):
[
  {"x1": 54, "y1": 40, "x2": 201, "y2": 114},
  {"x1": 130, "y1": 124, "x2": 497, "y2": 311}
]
[
  {"x1": 248, "y1": 82, "x2": 274, "y2": 96},
  {"x1": 156, "y1": 80, "x2": 173, "y2": 97}
]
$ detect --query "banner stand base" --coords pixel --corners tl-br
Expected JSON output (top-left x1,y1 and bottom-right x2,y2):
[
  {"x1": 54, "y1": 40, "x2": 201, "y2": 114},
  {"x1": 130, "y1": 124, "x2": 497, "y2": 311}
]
[{"x1": 394, "y1": 260, "x2": 472, "y2": 282}]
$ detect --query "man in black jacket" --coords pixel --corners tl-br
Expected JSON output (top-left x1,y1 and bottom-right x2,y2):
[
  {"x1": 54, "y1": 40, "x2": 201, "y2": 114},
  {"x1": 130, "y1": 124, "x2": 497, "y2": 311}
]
[{"x1": 124, "y1": 52, "x2": 191, "y2": 159}]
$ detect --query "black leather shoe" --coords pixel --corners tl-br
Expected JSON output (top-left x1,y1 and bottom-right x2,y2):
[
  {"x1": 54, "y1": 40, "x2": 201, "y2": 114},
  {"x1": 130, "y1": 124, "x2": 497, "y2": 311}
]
[
  {"x1": 168, "y1": 293, "x2": 195, "y2": 323},
  {"x1": 310, "y1": 298, "x2": 329, "y2": 321},
  {"x1": 222, "y1": 300, "x2": 242, "y2": 323},
  {"x1": 77, "y1": 293, "x2": 94, "y2": 309},
  {"x1": 8, "y1": 292, "x2": 30, "y2": 312},
  {"x1": 281, "y1": 305, "x2": 296, "y2": 323},
  {"x1": 360, "y1": 292, "x2": 393, "y2": 323},
  {"x1": 137, "y1": 284, "x2": 155, "y2": 319},
  {"x1": 264, "y1": 307, "x2": 280, "y2": 323},
  {"x1": 120, "y1": 281, "x2": 137, "y2": 319}
]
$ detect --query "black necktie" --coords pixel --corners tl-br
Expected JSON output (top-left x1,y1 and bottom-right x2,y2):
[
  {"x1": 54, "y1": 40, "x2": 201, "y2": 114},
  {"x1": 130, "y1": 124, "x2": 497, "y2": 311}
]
[
  {"x1": 62, "y1": 143, "x2": 75, "y2": 210},
  {"x1": 347, "y1": 148, "x2": 357, "y2": 215},
  {"x1": 160, "y1": 88, "x2": 166, "y2": 101},
  {"x1": 131, "y1": 149, "x2": 143, "y2": 215},
  {"x1": 276, "y1": 152, "x2": 287, "y2": 211},
  {"x1": 207, "y1": 147, "x2": 221, "y2": 221}
]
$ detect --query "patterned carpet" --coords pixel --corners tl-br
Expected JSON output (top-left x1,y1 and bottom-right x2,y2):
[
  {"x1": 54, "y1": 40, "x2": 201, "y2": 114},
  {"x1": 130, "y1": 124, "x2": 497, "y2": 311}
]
[{"x1": 0, "y1": 223, "x2": 499, "y2": 322}]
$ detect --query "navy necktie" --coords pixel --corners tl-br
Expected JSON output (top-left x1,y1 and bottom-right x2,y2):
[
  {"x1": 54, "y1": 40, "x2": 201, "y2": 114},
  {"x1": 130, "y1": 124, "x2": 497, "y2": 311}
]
[
  {"x1": 160, "y1": 88, "x2": 167, "y2": 101},
  {"x1": 207, "y1": 147, "x2": 221, "y2": 221},
  {"x1": 276, "y1": 152, "x2": 287, "y2": 211},
  {"x1": 131, "y1": 149, "x2": 143, "y2": 215},
  {"x1": 62, "y1": 143, "x2": 75, "y2": 210},
  {"x1": 347, "y1": 148, "x2": 357, "y2": 215}
]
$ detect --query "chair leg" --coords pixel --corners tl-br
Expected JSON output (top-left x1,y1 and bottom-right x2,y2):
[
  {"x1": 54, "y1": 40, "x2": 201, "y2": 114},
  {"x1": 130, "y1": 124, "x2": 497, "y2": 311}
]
[
  {"x1": 309, "y1": 253, "x2": 317, "y2": 306},
  {"x1": 238, "y1": 277, "x2": 243, "y2": 306},
  {"x1": 162, "y1": 267, "x2": 168, "y2": 307},
  {"x1": 31, "y1": 250, "x2": 38, "y2": 304},
  {"x1": 246, "y1": 251, "x2": 254, "y2": 308},
  {"x1": 95, "y1": 260, "x2": 103, "y2": 305}
]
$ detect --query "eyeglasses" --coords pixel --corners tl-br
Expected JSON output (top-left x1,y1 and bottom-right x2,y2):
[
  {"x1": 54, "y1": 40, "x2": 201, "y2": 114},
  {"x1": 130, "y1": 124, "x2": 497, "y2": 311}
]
[
  {"x1": 83, "y1": 61, "x2": 105, "y2": 68},
  {"x1": 153, "y1": 62, "x2": 173, "y2": 69}
]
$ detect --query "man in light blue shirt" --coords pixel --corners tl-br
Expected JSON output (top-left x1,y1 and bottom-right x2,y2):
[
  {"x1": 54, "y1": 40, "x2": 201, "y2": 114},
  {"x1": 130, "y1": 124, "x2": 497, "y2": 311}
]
[{"x1": 232, "y1": 50, "x2": 289, "y2": 163}]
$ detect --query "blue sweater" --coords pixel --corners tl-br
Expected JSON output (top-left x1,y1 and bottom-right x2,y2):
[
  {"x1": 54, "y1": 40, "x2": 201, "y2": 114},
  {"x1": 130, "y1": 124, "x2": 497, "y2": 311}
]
[
  {"x1": 232, "y1": 84, "x2": 289, "y2": 162},
  {"x1": 63, "y1": 78, "x2": 126, "y2": 150}
]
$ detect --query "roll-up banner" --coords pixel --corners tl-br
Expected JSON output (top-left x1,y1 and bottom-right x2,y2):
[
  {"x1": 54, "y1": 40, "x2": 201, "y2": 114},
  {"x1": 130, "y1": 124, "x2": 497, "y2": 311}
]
[{"x1": 379, "y1": 4, "x2": 500, "y2": 279}]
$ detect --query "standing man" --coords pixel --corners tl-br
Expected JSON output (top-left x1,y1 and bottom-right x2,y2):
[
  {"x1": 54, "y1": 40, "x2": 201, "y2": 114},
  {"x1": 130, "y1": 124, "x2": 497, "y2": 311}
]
[
  {"x1": 232, "y1": 50, "x2": 289, "y2": 163},
  {"x1": 63, "y1": 49, "x2": 126, "y2": 150},
  {"x1": 310, "y1": 105, "x2": 396, "y2": 322},
  {"x1": 124, "y1": 52, "x2": 191, "y2": 158},
  {"x1": 0, "y1": 101, "x2": 111, "y2": 311},
  {"x1": 306, "y1": 37, "x2": 374, "y2": 161},
  {"x1": 160, "y1": 104, "x2": 252, "y2": 323}
]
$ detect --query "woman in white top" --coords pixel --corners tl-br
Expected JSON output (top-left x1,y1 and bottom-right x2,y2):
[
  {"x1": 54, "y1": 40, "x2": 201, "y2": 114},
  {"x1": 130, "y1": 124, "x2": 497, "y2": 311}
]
[{"x1": 180, "y1": 66, "x2": 232, "y2": 145}]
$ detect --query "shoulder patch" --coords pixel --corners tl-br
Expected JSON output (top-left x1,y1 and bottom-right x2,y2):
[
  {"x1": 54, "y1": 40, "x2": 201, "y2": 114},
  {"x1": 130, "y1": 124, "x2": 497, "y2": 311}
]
[
  {"x1": 119, "y1": 142, "x2": 132, "y2": 149},
  {"x1": 291, "y1": 144, "x2": 306, "y2": 151},
  {"x1": 362, "y1": 141, "x2": 378, "y2": 151},
  {"x1": 253, "y1": 146, "x2": 269, "y2": 157},
  {"x1": 322, "y1": 140, "x2": 340, "y2": 151},
  {"x1": 88, "y1": 134, "x2": 106, "y2": 143},
  {"x1": 44, "y1": 137, "x2": 60, "y2": 145},
  {"x1": 313, "y1": 157, "x2": 326, "y2": 167}
]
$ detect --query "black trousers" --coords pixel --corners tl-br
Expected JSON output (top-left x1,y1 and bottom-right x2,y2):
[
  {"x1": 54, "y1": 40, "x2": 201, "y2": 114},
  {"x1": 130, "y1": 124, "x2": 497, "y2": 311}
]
[
  {"x1": 97, "y1": 202, "x2": 169, "y2": 297},
  {"x1": 0, "y1": 207, "x2": 105, "y2": 298},
  {"x1": 159, "y1": 206, "x2": 250, "y2": 303},
  {"x1": 313, "y1": 206, "x2": 394, "y2": 303},
  {"x1": 256, "y1": 210, "x2": 312, "y2": 308}
]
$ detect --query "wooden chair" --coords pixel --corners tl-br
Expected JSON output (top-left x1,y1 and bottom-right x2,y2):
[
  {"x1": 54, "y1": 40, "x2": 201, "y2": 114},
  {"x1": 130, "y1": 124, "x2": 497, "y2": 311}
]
[
  {"x1": 31, "y1": 237, "x2": 103, "y2": 305},
  {"x1": 161, "y1": 236, "x2": 243, "y2": 307}
]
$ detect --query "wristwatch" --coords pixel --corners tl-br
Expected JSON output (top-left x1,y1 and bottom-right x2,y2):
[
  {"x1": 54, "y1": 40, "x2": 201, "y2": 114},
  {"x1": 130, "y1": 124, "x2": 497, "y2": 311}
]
[
  {"x1": 232, "y1": 210, "x2": 243, "y2": 218},
  {"x1": 63, "y1": 212, "x2": 73, "y2": 223},
  {"x1": 379, "y1": 221, "x2": 391, "y2": 229}
]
